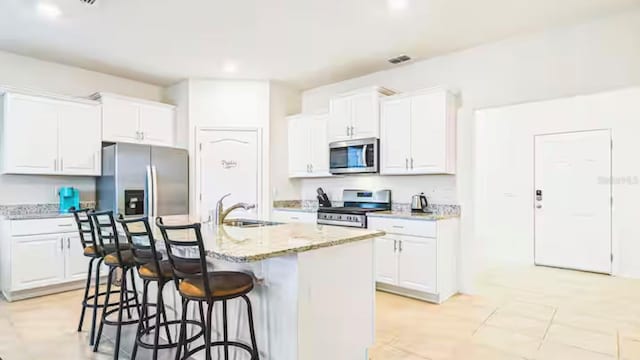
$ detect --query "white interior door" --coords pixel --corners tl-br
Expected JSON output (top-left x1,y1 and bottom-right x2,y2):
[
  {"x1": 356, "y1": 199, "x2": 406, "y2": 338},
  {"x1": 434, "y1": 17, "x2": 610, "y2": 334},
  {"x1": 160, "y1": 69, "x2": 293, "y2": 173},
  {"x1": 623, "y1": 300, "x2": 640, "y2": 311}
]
[
  {"x1": 534, "y1": 130, "x2": 612, "y2": 274},
  {"x1": 199, "y1": 129, "x2": 260, "y2": 222}
]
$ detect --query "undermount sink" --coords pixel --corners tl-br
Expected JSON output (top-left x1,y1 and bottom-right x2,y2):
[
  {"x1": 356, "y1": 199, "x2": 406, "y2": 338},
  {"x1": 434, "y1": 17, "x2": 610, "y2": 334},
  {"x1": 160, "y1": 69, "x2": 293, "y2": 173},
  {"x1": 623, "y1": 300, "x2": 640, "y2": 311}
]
[{"x1": 223, "y1": 218, "x2": 283, "y2": 228}]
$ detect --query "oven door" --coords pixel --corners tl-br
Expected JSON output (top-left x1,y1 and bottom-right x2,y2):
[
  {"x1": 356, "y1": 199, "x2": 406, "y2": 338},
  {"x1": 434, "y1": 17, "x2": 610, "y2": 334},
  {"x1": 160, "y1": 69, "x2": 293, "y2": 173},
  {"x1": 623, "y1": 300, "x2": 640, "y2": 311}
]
[{"x1": 329, "y1": 138, "x2": 379, "y2": 174}]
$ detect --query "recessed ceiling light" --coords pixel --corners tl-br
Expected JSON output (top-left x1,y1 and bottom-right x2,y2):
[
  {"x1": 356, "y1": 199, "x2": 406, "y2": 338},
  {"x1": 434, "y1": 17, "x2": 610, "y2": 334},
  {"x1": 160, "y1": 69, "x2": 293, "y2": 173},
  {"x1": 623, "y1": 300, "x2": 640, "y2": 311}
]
[
  {"x1": 222, "y1": 61, "x2": 237, "y2": 74},
  {"x1": 37, "y1": 2, "x2": 62, "y2": 19},
  {"x1": 387, "y1": 0, "x2": 410, "y2": 11}
]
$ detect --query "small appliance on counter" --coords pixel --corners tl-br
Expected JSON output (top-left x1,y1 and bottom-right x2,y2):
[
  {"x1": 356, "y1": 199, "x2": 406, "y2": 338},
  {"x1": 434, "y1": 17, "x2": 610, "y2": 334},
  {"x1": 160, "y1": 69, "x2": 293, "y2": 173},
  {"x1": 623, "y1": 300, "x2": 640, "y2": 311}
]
[
  {"x1": 317, "y1": 189, "x2": 391, "y2": 228},
  {"x1": 316, "y1": 187, "x2": 332, "y2": 208},
  {"x1": 59, "y1": 187, "x2": 80, "y2": 213},
  {"x1": 411, "y1": 192, "x2": 431, "y2": 213}
]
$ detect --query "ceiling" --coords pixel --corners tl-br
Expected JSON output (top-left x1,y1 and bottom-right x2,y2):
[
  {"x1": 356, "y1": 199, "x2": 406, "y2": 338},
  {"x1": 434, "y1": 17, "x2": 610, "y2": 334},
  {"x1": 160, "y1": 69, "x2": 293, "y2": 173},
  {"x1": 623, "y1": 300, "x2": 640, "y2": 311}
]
[{"x1": 0, "y1": 0, "x2": 639, "y2": 90}]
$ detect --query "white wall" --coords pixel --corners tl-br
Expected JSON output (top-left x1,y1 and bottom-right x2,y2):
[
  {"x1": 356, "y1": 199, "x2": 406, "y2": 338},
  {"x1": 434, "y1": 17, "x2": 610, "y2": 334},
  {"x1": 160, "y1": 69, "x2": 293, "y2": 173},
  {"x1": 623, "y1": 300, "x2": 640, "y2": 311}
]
[
  {"x1": 476, "y1": 87, "x2": 640, "y2": 279},
  {"x1": 282, "y1": 9, "x2": 640, "y2": 292},
  {"x1": 165, "y1": 79, "x2": 274, "y2": 218},
  {"x1": 0, "y1": 50, "x2": 164, "y2": 205}
]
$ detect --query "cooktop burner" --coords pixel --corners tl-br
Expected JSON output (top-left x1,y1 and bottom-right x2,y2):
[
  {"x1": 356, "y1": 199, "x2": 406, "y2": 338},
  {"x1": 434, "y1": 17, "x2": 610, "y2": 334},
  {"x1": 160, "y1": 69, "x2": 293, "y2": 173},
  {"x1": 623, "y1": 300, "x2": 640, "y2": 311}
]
[{"x1": 317, "y1": 189, "x2": 391, "y2": 228}]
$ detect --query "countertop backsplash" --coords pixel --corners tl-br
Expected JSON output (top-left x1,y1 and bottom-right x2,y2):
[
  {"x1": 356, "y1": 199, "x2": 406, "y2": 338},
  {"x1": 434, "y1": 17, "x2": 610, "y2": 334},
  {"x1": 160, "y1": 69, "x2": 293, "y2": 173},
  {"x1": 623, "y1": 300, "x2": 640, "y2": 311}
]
[
  {"x1": 273, "y1": 200, "x2": 461, "y2": 217},
  {"x1": 0, "y1": 201, "x2": 97, "y2": 220}
]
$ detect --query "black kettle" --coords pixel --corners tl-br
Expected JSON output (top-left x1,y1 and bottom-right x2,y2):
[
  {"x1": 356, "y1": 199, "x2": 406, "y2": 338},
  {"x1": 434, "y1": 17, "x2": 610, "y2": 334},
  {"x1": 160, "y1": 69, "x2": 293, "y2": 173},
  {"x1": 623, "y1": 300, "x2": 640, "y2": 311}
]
[{"x1": 411, "y1": 193, "x2": 429, "y2": 213}]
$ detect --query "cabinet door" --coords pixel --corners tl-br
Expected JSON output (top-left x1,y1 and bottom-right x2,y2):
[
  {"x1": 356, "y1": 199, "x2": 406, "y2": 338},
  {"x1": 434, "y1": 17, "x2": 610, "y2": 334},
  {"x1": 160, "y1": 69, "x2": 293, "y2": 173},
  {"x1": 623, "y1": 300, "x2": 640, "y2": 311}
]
[
  {"x1": 139, "y1": 104, "x2": 175, "y2": 146},
  {"x1": 65, "y1": 234, "x2": 90, "y2": 281},
  {"x1": 375, "y1": 237, "x2": 398, "y2": 285},
  {"x1": 397, "y1": 236, "x2": 437, "y2": 293},
  {"x1": 380, "y1": 97, "x2": 411, "y2": 174},
  {"x1": 309, "y1": 114, "x2": 330, "y2": 175},
  {"x1": 11, "y1": 234, "x2": 65, "y2": 290},
  {"x1": 101, "y1": 97, "x2": 140, "y2": 143},
  {"x1": 288, "y1": 116, "x2": 311, "y2": 177},
  {"x1": 410, "y1": 92, "x2": 447, "y2": 173},
  {"x1": 328, "y1": 96, "x2": 352, "y2": 142},
  {"x1": 58, "y1": 102, "x2": 101, "y2": 175},
  {"x1": 4, "y1": 95, "x2": 59, "y2": 174},
  {"x1": 351, "y1": 91, "x2": 379, "y2": 139}
]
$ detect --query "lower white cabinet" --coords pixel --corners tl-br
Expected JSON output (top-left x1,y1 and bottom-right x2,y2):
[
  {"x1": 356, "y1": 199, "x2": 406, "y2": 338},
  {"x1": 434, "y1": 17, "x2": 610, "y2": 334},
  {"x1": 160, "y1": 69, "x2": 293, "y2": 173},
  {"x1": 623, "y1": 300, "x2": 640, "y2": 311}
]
[
  {"x1": 1, "y1": 217, "x2": 91, "y2": 301},
  {"x1": 369, "y1": 216, "x2": 459, "y2": 303},
  {"x1": 271, "y1": 210, "x2": 317, "y2": 223}
]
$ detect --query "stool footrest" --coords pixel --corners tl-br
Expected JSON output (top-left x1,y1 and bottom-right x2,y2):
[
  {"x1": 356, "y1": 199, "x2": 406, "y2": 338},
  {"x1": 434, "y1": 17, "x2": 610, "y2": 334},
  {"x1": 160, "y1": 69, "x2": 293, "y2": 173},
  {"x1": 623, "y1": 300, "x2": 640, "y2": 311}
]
[
  {"x1": 183, "y1": 340, "x2": 255, "y2": 359},
  {"x1": 136, "y1": 319, "x2": 204, "y2": 350}
]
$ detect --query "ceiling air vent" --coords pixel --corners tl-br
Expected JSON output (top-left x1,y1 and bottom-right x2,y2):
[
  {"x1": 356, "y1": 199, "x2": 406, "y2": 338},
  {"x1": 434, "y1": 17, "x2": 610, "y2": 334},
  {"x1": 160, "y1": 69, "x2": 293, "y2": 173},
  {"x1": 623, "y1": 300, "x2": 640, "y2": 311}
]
[
  {"x1": 388, "y1": 54, "x2": 412, "y2": 65},
  {"x1": 80, "y1": 0, "x2": 97, "y2": 4}
]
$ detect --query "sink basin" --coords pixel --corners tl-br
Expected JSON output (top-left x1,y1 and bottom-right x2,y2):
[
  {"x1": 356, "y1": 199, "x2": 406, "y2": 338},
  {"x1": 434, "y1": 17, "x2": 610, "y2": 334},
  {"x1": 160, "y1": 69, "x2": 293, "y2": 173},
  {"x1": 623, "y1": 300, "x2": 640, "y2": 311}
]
[{"x1": 223, "y1": 219, "x2": 283, "y2": 228}]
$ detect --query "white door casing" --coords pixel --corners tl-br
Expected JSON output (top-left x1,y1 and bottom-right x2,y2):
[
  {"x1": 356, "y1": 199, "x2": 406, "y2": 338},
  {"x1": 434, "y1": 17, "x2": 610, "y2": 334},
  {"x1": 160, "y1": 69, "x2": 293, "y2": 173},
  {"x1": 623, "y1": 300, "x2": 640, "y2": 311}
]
[
  {"x1": 198, "y1": 129, "x2": 261, "y2": 222},
  {"x1": 534, "y1": 129, "x2": 612, "y2": 274}
]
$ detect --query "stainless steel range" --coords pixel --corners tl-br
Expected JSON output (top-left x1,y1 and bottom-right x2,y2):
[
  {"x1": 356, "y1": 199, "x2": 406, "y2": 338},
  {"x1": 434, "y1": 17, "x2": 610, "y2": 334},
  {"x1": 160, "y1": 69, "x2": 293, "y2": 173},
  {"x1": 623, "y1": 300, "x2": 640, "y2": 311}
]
[{"x1": 317, "y1": 189, "x2": 391, "y2": 228}]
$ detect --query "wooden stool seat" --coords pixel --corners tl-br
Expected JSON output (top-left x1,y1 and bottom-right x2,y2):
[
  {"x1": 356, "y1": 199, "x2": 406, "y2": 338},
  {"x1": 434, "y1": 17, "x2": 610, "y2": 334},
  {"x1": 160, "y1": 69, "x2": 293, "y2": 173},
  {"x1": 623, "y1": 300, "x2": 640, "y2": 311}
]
[
  {"x1": 179, "y1": 271, "x2": 254, "y2": 299},
  {"x1": 104, "y1": 250, "x2": 136, "y2": 267}
]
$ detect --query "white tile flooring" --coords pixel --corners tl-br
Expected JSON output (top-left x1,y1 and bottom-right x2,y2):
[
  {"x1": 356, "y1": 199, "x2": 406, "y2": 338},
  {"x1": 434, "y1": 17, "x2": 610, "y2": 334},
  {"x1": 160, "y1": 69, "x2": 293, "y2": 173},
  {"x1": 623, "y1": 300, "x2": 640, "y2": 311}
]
[{"x1": 2, "y1": 265, "x2": 640, "y2": 359}]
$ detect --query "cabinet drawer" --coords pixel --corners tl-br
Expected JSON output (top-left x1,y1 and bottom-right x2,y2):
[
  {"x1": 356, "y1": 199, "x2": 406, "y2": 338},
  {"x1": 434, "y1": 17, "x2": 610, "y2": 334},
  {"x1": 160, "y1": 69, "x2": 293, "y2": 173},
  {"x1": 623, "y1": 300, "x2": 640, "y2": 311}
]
[
  {"x1": 11, "y1": 217, "x2": 76, "y2": 236},
  {"x1": 271, "y1": 210, "x2": 317, "y2": 224},
  {"x1": 367, "y1": 217, "x2": 437, "y2": 238}
]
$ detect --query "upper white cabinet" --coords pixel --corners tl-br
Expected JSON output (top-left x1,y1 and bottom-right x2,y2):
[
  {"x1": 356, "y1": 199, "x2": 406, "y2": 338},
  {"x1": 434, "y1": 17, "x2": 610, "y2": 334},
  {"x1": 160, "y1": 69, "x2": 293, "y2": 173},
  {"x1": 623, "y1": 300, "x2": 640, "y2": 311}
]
[
  {"x1": 328, "y1": 87, "x2": 394, "y2": 142},
  {"x1": 0, "y1": 92, "x2": 101, "y2": 176},
  {"x1": 287, "y1": 113, "x2": 331, "y2": 178},
  {"x1": 97, "y1": 93, "x2": 176, "y2": 147},
  {"x1": 380, "y1": 88, "x2": 456, "y2": 175}
]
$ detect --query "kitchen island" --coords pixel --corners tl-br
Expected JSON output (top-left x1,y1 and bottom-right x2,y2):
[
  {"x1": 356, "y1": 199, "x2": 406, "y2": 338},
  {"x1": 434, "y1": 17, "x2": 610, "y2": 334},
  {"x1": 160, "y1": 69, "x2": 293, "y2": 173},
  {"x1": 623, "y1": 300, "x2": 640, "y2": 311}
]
[{"x1": 143, "y1": 220, "x2": 384, "y2": 360}]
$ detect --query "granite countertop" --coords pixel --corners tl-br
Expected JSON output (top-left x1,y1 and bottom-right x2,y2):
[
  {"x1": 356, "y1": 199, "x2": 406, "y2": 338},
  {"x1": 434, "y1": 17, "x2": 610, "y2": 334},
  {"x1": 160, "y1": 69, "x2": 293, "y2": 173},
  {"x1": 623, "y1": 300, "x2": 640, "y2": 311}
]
[
  {"x1": 141, "y1": 221, "x2": 384, "y2": 263},
  {"x1": 4, "y1": 212, "x2": 75, "y2": 220},
  {"x1": 272, "y1": 207, "x2": 318, "y2": 213},
  {"x1": 367, "y1": 210, "x2": 460, "y2": 221}
]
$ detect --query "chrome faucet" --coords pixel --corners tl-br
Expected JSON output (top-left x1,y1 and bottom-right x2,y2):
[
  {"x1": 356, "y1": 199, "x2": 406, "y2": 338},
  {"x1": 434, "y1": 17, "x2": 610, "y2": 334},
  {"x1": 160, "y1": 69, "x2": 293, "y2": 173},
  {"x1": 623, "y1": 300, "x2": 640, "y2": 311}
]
[{"x1": 214, "y1": 193, "x2": 256, "y2": 225}]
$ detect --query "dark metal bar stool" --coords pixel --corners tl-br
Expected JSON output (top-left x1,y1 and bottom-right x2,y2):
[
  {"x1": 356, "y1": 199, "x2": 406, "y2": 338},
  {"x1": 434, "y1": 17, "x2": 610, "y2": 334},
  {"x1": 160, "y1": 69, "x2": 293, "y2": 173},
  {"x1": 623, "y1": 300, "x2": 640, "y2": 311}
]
[
  {"x1": 156, "y1": 217, "x2": 260, "y2": 360},
  {"x1": 71, "y1": 207, "x2": 131, "y2": 346},
  {"x1": 118, "y1": 216, "x2": 204, "y2": 360},
  {"x1": 90, "y1": 210, "x2": 142, "y2": 359}
]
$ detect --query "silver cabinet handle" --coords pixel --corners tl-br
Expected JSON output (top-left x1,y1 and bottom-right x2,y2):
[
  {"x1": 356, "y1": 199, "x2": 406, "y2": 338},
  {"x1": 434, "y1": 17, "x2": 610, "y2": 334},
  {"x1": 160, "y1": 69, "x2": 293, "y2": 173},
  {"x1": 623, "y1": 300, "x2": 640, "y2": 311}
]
[
  {"x1": 60, "y1": 158, "x2": 63, "y2": 171},
  {"x1": 60, "y1": 238, "x2": 64, "y2": 251},
  {"x1": 141, "y1": 131, "x2": 145, "y2": 140},
  {"x1": 350, "y1": 126, "x2": 355, "y2": 137},
  {"x1": 410, "y1": 158, "x2": 414, "y2": 169},
  {"x1": 53, "y1": 158, "x2": 57, "y2": 171},
  {"x1": 399, "y1": 240, "x2": 403, "y2": 252},
  {"x1": 393, "y1": 239, "x2": 397, "y2": 252},
  {"x1": 67, "y1": 237, "x2": 70, "y2": 249},
  {"x1": 310, "y1": 163, "x2": 313, "y2": 172},
  {"x1": 392, "y1": 225, "x2": 404, "y2": 229},
  {"x1": 58, "y1": 224, "x2": 73, "y2": 227},
  {"x1": 290, "y1": 216, "x2": 300, "y2": 220},
  {"x1": 405, "y1": 158, "x2": 408, "y2": 170},
  {"x1": 346, "y1": 126, "x2": 350, "y2": 136}
]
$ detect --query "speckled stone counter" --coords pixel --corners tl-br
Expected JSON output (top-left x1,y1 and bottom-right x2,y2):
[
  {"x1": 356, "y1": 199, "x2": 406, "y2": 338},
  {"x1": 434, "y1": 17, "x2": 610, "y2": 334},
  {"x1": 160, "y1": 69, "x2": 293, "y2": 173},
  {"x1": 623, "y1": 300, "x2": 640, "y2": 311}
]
[
  {"x1": 367, "y1": 211, "x2": 459, "y2": 221},
  {"x1": 0, "y1": 202, "x2": 96, "y2": 220}
]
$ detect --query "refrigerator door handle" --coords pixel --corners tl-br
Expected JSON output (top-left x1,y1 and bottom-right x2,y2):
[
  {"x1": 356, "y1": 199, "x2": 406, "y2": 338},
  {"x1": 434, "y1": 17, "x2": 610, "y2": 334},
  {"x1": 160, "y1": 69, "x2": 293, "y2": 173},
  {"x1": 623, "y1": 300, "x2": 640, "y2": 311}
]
[
  {"x1": 151, "y1": 165, "x2": 159, "y2": 219},
  {"x1": 146, "y1": 165, "x2": 154, "y2": 219}
]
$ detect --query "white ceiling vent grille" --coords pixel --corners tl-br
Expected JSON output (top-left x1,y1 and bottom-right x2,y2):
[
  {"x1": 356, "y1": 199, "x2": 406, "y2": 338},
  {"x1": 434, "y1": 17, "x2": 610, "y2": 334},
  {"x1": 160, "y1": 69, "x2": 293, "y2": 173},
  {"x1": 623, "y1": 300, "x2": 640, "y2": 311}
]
[{"x1": 388, "y1": 54, "x2": 412, "y2": 64}]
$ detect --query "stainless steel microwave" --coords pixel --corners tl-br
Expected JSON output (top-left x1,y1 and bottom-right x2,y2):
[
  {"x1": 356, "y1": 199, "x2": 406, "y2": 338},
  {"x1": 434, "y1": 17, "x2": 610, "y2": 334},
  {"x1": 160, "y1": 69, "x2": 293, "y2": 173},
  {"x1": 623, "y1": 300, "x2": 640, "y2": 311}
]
[{"x1": 329, "y1": 138, "x2": 379, "y2": 175}]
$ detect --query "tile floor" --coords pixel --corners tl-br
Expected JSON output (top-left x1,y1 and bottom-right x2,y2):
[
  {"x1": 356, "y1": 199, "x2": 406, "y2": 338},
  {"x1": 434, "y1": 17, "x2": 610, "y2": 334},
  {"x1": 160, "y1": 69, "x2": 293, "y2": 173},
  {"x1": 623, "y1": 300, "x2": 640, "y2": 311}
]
[{"x1": 2, "y1": 265, "x2": 640, "y2": 359}]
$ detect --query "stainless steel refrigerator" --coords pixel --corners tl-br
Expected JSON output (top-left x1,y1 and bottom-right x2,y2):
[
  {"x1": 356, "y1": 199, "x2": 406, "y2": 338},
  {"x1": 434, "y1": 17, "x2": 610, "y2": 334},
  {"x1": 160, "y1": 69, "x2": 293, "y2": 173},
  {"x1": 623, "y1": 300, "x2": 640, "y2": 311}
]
[{"x1": 96, "y1": 143, "x2": 188, "y2": 218}]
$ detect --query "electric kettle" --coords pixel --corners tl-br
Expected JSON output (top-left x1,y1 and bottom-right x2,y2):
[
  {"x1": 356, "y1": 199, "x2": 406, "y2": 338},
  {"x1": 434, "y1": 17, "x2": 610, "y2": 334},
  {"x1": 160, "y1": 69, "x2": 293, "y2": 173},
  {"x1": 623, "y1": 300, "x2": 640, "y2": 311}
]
[{"x1": 411, "y1": 193, "x2": 429, "y2": 213}]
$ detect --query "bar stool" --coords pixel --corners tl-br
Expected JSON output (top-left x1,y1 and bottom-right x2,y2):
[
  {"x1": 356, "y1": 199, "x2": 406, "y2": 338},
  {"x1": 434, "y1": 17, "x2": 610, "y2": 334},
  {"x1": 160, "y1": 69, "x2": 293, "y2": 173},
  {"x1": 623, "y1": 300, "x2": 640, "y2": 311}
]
[
  {"x1": 90, "y1": 210, "x2": 142, "y2": 359},
  {"x1": 118, "y1": 216, "x2": 204, "y2": 360},
  {"x1": 156, "y1": 217, "x2": 260, "y2": 360},
  {"x1": 71, "y1": 208, "x2": 130, "y2": 346}
]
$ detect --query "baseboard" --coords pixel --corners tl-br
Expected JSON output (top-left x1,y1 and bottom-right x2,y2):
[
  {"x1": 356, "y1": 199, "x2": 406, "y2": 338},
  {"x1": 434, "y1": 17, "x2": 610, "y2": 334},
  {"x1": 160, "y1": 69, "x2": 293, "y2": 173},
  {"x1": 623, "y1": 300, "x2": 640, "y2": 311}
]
[{"x1": 376, "y1": 283, "x2": 457, "y2": 304}]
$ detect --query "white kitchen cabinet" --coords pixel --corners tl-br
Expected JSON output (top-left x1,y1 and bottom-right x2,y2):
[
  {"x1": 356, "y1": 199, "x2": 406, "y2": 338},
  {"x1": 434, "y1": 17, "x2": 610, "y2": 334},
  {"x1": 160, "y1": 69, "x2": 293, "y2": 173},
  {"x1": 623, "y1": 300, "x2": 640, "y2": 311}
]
[
  {"x1": 380, "y1": 88, "x2": 456, "y2": 175},
  {"x1": 369, "y1": 216, "x2": 458, "y2": 304},
  {"x1": 375, "y1": 237, "x2": 398, "y2": 285},
  {"x1": 58, "y1": 102, "x2": 101, "y2": 175},
  {"x1": 1, "y1": 217, "x2": 91, "y2": 301},
  {"x1": 0, "y1": 92, "x2": 101, "y2": 176},
  {"x1": 271, "y1": 210, "x2": 317, "y2": 224},
  {"x1": 287, "y1": 113, "x2": 331, "y2": 178},
  {"x1": 328, "y1": 87, "x2": 394, "y2": 143},
  {"x1": 97, "y1": 93, "x2": 176, "y2": 147},
  {"x1": 11, "y1": 234, "x2": 66, "y2": 290}
]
